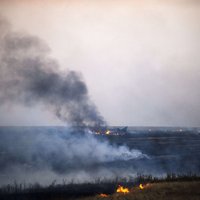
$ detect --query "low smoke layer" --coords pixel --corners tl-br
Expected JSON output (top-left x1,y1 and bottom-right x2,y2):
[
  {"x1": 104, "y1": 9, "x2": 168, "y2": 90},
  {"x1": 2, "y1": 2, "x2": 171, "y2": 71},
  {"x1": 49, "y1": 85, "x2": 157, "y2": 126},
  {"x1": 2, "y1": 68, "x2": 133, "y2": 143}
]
[
  {"x1": 0, "y1": 16, "x2": 105, "y2": 127},
  {"x1": 0, "y1": 127, "x2": 146, "y2": 185}
]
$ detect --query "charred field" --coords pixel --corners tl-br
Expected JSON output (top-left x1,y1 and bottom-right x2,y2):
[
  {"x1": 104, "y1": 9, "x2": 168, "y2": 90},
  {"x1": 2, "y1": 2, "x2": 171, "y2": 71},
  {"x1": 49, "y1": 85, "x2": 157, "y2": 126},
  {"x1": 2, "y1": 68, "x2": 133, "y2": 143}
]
[{"x1": 0, "y1": 174, "x2": 200, "y2": 200}]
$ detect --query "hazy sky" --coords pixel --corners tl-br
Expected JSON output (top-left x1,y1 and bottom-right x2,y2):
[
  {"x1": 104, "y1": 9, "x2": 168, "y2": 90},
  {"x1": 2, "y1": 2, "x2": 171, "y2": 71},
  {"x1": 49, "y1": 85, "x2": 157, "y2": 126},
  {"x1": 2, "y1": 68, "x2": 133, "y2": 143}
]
[{"x1": 0, "y1": 0, "x2": 200, "y2": 126}]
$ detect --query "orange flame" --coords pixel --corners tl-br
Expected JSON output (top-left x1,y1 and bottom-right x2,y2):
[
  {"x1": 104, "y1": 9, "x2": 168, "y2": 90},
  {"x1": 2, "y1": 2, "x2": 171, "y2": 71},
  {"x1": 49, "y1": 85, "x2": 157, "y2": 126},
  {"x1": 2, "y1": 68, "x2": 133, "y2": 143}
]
[
  {"x1": 139, "y1": 184, "x2": 144, "y2": 189},
  {"x1": 139, "y1": 183, "x2": 150, "y2": 189},
  {"x1": 99, "y1": 193, "x2": 108, "y2": 197},
  {"x1": 116, "y1": 185, "x2": 130, "y2": 194},
  {"x1": 105, "y1": 130, "x2": 110, "y2": 135}
]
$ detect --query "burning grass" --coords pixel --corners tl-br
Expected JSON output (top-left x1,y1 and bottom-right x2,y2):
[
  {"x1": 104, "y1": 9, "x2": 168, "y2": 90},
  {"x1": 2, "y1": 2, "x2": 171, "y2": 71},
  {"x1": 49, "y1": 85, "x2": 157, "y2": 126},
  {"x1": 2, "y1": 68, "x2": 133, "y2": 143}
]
[
  {"x1": 116, "y1": 185, "x2": 130, "y2": 194},
  {"x1": 95, "y1": 181, "x2": 200, "y2": 200},
  {"x1": 99, "y1": 193, "x2": 109, "y2": 197},
  {"x1": 0, "y1": 174, "x2": 200, "y2": 200}
]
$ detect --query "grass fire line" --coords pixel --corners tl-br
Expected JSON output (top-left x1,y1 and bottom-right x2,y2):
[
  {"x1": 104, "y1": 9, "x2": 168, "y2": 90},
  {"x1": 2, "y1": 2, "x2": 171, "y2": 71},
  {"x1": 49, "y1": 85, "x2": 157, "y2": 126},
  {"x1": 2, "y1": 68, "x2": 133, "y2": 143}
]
[
  {"x1": 1, "y1": 179, "x2": 200, "y2": 200},
  {"x1": 99, "y1": 183, "x2": 150, "y2": 197}
]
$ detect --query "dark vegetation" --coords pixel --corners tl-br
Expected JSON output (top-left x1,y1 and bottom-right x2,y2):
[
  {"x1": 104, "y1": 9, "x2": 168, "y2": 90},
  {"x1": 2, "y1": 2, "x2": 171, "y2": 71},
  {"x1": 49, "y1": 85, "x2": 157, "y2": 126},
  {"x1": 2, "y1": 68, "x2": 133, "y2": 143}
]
[{"x1": 0, "y1": 174, "x2": 200, "y2": 200}]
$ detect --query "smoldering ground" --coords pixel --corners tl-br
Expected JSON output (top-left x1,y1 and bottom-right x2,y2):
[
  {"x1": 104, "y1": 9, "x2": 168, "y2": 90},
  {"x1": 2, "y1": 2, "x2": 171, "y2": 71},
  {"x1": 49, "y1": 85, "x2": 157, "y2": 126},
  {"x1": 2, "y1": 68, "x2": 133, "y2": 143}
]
[{"x1": 0, "y1": 17, "x2": 147, "y2": 185}]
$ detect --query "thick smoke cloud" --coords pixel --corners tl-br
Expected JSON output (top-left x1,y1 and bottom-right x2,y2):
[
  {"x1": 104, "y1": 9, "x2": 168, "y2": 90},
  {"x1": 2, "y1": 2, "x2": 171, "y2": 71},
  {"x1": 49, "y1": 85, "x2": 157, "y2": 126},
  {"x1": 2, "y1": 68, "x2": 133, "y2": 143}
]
[
  {"x1": 0, "y1": 17, "x2": 148, "y2": 185},
  {"x1": 0, "y1": 16, "x2": 105, "y2": 127}
]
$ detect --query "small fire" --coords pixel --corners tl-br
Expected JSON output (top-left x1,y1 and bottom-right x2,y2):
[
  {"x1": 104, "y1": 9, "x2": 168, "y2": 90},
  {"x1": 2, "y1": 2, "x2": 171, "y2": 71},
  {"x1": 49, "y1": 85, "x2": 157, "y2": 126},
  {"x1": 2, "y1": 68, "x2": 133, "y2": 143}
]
[
  {"x1": 105, "y1": 130, "x2": 110, "y2": 135},
  {"x1": 116, "y1": 185, "x2": 130, "y2": 194},
  {"x1": 139, "y1": 183, "x2": 150, "y2": 189},
  {"x1": 139, "y1": 184, "x2": 144, "y2": 189},
  {"x1": 99, "y1": 193, "x2": 108, "y2": 197}
]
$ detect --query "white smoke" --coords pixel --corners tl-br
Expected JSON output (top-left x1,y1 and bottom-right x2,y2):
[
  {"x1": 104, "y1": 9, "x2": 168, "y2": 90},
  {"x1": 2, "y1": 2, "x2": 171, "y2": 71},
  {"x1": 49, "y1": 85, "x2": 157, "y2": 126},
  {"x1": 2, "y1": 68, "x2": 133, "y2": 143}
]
[{"x1": 0, "y1": 127, "x2": 147, "y2": 185}]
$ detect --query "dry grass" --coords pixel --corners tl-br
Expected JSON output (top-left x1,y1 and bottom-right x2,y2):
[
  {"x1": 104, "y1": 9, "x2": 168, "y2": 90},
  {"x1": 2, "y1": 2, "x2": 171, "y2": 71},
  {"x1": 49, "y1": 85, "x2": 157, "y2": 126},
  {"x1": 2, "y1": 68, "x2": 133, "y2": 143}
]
[{"x1": 82, "y1": 181, "x2": 200, "y2": 200}]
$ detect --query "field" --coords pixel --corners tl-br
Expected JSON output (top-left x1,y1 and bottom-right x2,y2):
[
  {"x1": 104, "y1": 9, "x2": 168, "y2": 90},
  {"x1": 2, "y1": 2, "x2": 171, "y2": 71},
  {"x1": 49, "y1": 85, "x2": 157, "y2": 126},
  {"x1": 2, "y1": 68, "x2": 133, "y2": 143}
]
[
  {"x1": 0, "y1": 127, "x2": 200, "y2": 199},
  {"x1": 0, "y1": 175, "x2": 199, "y2": 200}
]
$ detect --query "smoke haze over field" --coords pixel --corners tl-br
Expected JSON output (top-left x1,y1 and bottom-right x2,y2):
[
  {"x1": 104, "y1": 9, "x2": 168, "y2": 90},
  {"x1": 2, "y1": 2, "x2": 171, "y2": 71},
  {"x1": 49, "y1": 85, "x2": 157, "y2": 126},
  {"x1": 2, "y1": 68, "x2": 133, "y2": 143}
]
[
  {"x1": 0, "y1": 1, "x2": 199, "y2": 187},
  {"x1": 0, "y1": 126, "x2": 199, "y2": 185},
  {"x1": 0, "y1": 127, "x2": 147, "y2": 185}
]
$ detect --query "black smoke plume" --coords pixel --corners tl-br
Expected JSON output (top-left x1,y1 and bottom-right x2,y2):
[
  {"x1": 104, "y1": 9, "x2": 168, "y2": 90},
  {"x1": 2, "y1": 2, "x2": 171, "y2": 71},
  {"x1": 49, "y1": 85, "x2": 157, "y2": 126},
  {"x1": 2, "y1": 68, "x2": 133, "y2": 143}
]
[{"x1": 0, "y1": 16, "x2": 105, "y2": 127}]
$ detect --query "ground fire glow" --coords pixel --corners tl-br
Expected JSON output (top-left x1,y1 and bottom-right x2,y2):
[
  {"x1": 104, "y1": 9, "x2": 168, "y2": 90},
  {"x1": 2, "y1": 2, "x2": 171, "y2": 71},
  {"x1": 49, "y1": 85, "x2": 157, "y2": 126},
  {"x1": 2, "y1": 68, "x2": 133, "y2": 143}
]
[
  {"x1": 116, "y1": 185, "x2": 130, "y2": 194},
  {"x1": 99, "y1": 193, "x2": 108, "y2": 197},
  {"x1": 139, "y1": 183, "x2": 144, "y2": 189},
  {"x1": 139, "y1": 183, "x2": 150, "y2": 190}
]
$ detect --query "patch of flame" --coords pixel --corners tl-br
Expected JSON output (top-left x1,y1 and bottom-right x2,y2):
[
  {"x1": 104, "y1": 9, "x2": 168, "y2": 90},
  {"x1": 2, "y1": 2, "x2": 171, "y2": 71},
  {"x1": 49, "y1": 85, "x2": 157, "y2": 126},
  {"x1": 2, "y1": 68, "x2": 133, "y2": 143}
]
[
  {"x1": 105, "y1": 130, "x2": 110, "y2": 135},
  {"x1": 99, "y1": 193, "x2": 108, "y2": 197},
  {"x1": 139, "y1": 183, "x2": 150, "y2": 189},
  {"x1": 139, "y1": 184, "x2": 144, "y2": 189},
  {"x1": 116, "y1": 185, "x2": 130, "y2": 194}
]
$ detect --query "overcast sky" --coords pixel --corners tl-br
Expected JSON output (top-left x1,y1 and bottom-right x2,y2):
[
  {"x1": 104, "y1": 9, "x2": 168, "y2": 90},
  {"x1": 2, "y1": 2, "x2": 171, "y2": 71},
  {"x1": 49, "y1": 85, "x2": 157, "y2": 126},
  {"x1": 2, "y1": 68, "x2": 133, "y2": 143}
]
[{"x1": 0, "y1": 0, "x2": 200, "y2": 126}]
